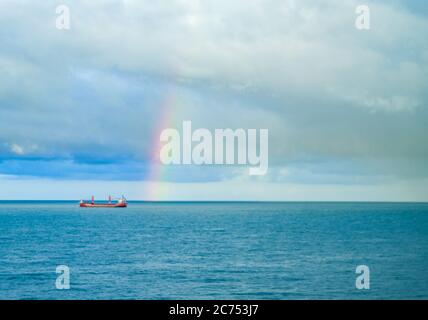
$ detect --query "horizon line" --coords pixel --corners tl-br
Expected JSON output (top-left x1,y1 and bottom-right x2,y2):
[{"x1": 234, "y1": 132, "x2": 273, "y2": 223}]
[{"x1": 0, "y1": 200, "x2": 427, "y2": 204}]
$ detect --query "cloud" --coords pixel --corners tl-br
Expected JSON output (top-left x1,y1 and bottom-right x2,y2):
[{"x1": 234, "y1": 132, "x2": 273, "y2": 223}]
[
  {"x1": 0, "y1": 0, "x2": 427, "y2": 192},
  {"x1": 10, "y1": 143, "x2": 24, "y2": 155}
]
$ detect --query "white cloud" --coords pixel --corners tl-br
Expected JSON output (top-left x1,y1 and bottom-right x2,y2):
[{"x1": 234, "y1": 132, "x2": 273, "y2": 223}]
[
  {"x1": 2, "y1": 0, "x2": 425, "y2": 113},
  {"x1": 10, "y1": 143, "x2": 24, "y2": 155},
  {"x1": 0, "y1": 0, "x2": 427, "y2": 193}
]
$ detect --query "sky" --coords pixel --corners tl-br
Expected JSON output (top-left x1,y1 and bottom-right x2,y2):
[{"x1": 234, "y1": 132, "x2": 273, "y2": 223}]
[{"x1": 0, "y1": 0, "x2": 427, "y2": 201}]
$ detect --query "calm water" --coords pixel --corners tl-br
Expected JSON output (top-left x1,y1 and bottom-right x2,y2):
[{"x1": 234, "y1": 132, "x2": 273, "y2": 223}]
[{"x1": 0, "y1": 201, "x2": 427, "y2": 300}]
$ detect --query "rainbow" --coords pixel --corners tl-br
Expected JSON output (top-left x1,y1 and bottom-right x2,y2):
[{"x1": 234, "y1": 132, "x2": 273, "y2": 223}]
[{"x1": 144, "y1": 86, "x2": 178, "y2": 201}]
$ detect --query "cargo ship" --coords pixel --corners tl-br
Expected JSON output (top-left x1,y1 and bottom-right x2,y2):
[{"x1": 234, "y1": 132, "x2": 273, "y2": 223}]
[{"x1": 79, "y1": 196, "x2": 127, "y2": 208}]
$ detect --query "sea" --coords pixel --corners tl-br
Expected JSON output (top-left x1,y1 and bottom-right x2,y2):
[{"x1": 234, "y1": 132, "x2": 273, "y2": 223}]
[{"x1": 0, "y1": 201, "x2": 427, "y2": 300}]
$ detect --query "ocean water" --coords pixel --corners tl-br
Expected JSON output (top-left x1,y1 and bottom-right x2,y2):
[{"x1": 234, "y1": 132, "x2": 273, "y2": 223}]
[{"x1": 0, "y1": 201, "x2": 427, "y2": 300}]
